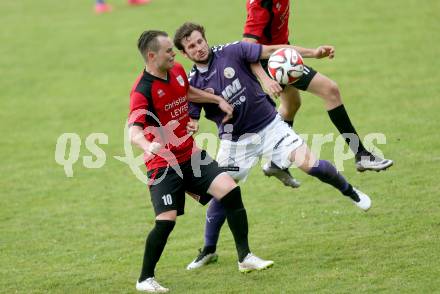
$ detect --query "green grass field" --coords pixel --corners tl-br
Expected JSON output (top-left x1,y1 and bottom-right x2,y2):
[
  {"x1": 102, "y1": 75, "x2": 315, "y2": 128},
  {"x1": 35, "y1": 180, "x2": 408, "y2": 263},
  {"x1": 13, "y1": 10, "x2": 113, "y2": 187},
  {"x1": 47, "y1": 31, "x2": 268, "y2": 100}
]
[{"x1": 1, "y1": 0, "x2": 440, "y2": 293}]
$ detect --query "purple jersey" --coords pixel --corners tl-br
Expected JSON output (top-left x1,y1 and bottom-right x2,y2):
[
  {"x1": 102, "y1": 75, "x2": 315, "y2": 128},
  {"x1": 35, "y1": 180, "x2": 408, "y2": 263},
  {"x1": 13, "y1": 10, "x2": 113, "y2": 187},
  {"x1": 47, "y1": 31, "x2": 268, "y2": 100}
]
[{"x1": 188, "y1": 41, "x2": 277, "y2": 141}]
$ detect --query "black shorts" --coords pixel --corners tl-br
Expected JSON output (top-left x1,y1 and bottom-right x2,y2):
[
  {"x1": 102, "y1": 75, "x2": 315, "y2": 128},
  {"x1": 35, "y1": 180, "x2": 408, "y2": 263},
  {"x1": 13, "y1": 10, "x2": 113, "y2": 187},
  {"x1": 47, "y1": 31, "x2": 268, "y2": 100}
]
[
  {"x1": 146, "y1": 150, "x2": 224, "y2": 216},
  {"x1": 260, "y1": 59, "x2": 317, "y2": 91}
]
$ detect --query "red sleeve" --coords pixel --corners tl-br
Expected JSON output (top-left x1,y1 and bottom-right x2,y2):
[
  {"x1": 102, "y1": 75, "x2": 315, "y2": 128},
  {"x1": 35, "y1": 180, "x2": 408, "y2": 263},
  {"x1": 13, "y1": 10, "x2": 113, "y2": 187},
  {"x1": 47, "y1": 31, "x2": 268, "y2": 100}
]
[
  {"x1": 243, "y1": 0, "x2": 270, "y2": 41},
  {"x1": 128, "y1": 91, "x2": 148, "y2": 127}
]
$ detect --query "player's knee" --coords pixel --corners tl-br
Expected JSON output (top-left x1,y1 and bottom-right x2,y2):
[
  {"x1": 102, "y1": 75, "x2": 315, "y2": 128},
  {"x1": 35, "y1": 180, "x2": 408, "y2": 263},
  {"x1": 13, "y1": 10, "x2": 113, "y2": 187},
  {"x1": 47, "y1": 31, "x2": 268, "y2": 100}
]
[
  {"x1": 325, "y1": 81, "x2": 342, "y2": 103},
  {"x1": 208, "y1": 173, "x2": 238, "y2": 198},
  {"x1": 156, "y1": 210, "x2": 177, "y2": 221},
  {"x1": 149, "y1": 219, "x2": 176, "y2": 242},
  {"x1": 224, "y1": 175, "x2": 238, "y2": 189},
  {"x1": 219, "y1": 186, "x2": 244, "y2": 211}
]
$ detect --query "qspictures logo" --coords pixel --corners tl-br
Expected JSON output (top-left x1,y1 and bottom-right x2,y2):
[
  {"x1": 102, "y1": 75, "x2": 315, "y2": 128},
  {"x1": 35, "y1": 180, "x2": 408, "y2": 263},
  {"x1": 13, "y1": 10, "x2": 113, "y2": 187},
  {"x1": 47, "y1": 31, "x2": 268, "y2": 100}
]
[{"x1": 55, "y1": 111, "x2": 389, "y2": 184}]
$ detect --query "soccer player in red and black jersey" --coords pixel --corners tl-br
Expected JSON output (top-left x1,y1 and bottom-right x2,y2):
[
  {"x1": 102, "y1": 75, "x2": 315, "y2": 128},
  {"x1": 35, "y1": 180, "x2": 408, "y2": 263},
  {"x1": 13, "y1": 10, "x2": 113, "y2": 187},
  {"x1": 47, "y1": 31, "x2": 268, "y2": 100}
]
[
  {"x1": 243, "y1": 0, "x2": 393, "y2": 173},
  {"x1": 129, "y1": 30, "x2": 273, "y2": 292}
]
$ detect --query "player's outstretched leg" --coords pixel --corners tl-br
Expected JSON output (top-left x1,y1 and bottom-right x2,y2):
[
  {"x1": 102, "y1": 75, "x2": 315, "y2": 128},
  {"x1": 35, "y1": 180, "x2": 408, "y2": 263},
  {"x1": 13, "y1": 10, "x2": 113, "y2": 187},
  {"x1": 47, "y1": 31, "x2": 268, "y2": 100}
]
[
  {"x1": 306, "y1": 73, "x2": 393, "y2": 172},
  {"x1": 328, "y1": 104, "x2": 393, "y2": 172},
  {"x1": 292, "y1": 144, "x2": 372, "y2": 211},
  {"x1": 355, "y1": 151, "x2": 393, "y2": 172},
  {"x1": 186, "y1": 199, "x2": 225, "y2": 270},
  {"x1": 308, "y1": 160, "x2": 371, "y2": 211}
]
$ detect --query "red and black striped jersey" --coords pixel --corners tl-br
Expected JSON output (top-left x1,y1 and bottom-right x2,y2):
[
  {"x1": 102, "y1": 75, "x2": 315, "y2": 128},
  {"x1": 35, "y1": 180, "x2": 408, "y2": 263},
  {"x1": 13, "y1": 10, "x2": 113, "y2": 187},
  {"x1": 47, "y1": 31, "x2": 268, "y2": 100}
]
[
  {"x1": 243, "y1": 0, "x2": 290, "y2": 45},
  {"x1": 128, "y1": 62, "x2": 196, "y2": 170}
]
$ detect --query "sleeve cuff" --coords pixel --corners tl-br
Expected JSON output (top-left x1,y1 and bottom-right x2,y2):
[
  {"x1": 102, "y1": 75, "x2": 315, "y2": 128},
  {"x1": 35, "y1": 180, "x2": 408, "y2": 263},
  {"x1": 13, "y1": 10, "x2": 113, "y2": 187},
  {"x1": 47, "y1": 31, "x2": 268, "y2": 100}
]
[
  {"x1": 243, "y1": 33, "x2": 260, "y2": 40},
  {"x1": 128, "y1": 122, "x2": 145, "y2": 128}
]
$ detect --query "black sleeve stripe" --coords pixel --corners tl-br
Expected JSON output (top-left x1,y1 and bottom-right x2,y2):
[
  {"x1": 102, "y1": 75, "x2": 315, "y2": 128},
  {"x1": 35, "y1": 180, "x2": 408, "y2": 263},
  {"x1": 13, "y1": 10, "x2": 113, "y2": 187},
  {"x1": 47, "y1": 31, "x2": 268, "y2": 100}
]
[
  {"x1": 128, "y1": 122, "x2": 145, "y2": 128},
  {"x1": 243, "y1": 33, "x2": 260, "y2": 40},
  {"x1": 261, "y1": 0, "x2": 274, "y2": 43},
  {"x1": 134, "y1": 74, "x2": 160, "y2": 127}
]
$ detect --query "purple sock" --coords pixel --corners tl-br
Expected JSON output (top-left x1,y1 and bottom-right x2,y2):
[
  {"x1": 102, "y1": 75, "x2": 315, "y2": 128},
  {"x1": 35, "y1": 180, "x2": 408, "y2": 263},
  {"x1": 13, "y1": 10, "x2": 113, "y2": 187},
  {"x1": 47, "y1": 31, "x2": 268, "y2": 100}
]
[
  {"x1": 203, "y1": 199, "x2": 226, "y2": 252},
  {"x1": 308, "y1": 160, "x2": 353, "y2": 195}
]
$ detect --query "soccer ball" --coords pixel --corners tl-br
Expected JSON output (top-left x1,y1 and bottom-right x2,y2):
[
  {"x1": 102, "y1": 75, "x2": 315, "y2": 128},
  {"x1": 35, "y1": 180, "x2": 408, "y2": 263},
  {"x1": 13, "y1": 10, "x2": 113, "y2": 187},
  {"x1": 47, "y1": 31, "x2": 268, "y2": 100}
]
[{"x1": 267, "y1": 48, "x2": 304, "y2": 85}]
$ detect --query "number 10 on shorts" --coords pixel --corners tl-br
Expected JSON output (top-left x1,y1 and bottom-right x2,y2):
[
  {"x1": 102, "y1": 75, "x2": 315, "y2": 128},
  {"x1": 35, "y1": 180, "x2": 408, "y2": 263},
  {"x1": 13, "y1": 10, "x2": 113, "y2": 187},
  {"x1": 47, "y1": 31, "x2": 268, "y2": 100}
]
[{"x1": 162, "y1": 194, "x2": 173, "y2": 205}]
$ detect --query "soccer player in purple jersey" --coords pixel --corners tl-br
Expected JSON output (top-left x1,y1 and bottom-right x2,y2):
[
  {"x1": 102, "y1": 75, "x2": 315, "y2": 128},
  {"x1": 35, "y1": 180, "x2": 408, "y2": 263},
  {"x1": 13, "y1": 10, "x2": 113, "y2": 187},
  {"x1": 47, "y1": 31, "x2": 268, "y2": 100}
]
[{"x1": 173, "y1": 22, "x2": 372, "y2": 270}]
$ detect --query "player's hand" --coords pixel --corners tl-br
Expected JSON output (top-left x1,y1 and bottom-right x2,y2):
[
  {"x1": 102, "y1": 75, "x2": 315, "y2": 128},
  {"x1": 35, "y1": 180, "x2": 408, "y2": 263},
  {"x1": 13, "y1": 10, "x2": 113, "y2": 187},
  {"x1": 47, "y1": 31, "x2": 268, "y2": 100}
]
[
  {"x1": 261, "y1": 76, "x2": 283, "y2": 98},
  {"x1": 218, "y1": 99, "x2": 233, "y2": 123},
  {"x1": 314, "y1": 45, "x2": 335, "y2": 59},
  {"x1": 146, "y1": 141, "x2": 162, "y2": 156},
  {"x1": 186, "y1": 120, "x2": 199, "y2": 135}
]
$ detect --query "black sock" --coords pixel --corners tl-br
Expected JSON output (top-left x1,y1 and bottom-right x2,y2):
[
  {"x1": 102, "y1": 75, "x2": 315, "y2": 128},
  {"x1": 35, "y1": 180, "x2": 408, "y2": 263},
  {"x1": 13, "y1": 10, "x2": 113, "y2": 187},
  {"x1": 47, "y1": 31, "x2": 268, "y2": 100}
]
[
  {"x1": 284, "y1": 120, "x2": 293, "y2": 127},
  {"x1": 219, "y1": 187, "x2": 250, "y2": 262},
  {"x1": 327, "y1": 104, "x2": 367, "y2": 155},
  {"x1": 308, "y1": 160, "x2": 348, "y2": 192},
  {"x1": 343, "y1": 184, "x2": 360, "y2": 202},
  {"x1": 139, "y1": 220, "x2": 175, "y2": 282}
]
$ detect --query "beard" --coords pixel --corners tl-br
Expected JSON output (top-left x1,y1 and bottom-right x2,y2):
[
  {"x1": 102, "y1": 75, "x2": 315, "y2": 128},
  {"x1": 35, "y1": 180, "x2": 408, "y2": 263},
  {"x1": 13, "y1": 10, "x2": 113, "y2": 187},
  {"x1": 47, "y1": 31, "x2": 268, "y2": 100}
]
[{"x1": 195, "y1": 50, "x2": 211, "y2": 65}]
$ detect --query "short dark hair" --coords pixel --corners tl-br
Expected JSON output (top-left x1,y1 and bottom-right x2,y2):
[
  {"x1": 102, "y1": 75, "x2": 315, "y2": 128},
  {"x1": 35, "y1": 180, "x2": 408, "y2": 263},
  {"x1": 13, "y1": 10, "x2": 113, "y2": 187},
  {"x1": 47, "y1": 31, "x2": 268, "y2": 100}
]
[
  {"x1": 137, "y1": 30, "x2": 168, "y2": 59},
  {"x1": 173, "y1": 22, "x2": 206, "y2": 51}
]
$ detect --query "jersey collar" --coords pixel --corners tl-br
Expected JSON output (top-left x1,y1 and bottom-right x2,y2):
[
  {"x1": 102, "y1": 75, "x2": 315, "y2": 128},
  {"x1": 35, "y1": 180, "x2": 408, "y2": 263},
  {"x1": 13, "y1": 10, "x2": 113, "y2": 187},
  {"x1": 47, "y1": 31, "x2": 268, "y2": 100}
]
[{"x1": 143, "y1": 68, "x2": 170, "y2": 83}]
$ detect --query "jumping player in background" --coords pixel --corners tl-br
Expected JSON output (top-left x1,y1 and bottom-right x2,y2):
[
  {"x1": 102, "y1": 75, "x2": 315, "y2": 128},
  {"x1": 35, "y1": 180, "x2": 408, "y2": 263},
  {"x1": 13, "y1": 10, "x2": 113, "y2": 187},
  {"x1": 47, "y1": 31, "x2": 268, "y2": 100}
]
[
  {"x1": 129, "y1": 30, "x2": 273, "y2": 292},
  {"x1": 173, "y1": 22, "x2": 372, "y2": 271},
  {"x1": 243, "y1": 0, "x2": 393, "y2": 179}
]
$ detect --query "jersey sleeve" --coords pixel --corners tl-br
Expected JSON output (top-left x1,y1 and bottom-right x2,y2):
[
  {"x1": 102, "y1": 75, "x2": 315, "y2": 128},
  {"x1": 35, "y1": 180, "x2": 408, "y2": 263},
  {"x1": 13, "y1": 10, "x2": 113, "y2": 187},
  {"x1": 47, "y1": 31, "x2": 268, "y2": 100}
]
[
  {"x1": 128, "y1": 91, "x2": 148, "y2": 128},
  {"x1": 243, "y1": 0, "x2": 270, "y2": 41},
  {"x1": 188, "y1": 101, "x2": 203, "y2": 120},
  {"x1": 234, "y1": 41, "x2": 262, "y2": 63}
]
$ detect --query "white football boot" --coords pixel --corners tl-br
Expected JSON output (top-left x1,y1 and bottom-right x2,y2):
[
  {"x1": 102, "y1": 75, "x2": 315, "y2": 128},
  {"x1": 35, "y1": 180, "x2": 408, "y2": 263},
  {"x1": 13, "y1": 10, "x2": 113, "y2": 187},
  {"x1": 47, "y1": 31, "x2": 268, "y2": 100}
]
[
  {"x1": 186, "y1": 249, "x2": 218, "y2": 270},
  {"x1": 238, "y1": 253, "x2": 274, "y2": 273},
  {"x1": 356, "y1": 152, "x2": 393, "y2": 172},
  {"x1": 351, "y1": 188, "x2": 372, "y2": 211},
  {"x1": 136, "y1": 278, "x2": 169, "y2": 293}
]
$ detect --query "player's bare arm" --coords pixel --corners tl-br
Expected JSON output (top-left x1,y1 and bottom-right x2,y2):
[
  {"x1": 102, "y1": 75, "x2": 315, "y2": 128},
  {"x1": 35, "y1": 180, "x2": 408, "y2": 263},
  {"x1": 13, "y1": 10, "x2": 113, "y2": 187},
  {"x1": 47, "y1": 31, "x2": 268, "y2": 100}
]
[
  {"x1": 260, "y1": 44, "x2": 335, "y2": 59},
  {"x1": 188, "y1": 85, "x2": 228, "y2": 105},
  {"x1": 242, "y1": 37, "x2": 282, "y2": 97},
  {"x1": 314, "y1": 45, "x2": 335, "y2": 59},
  {"x1": 250, "y1": 63, "x2": 283, "y2": 98},
  {"x1": 188, "y1": 86, "x2": 233, "y2": 122},
  {"x1": 129, "y1": 125, "x2": 161, "y2": 156}
]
